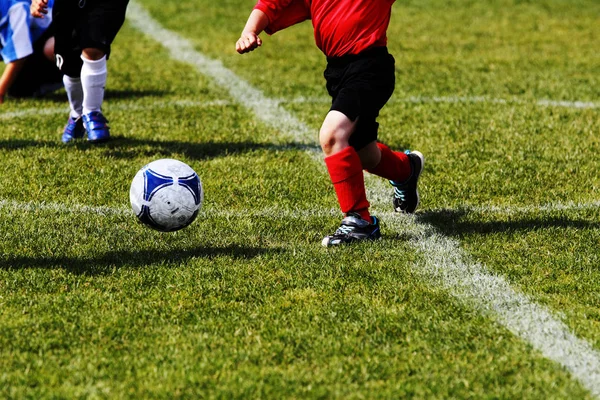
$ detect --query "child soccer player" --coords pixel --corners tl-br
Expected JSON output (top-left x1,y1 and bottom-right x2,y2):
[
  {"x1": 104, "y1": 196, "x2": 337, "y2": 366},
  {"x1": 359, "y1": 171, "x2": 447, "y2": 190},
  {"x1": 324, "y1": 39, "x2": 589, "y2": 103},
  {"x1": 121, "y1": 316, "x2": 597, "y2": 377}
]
[
  {"x1": 31, "y1": 0, "x2": 129, "y2": 143},
  {"x1": 236, "y1": 0, "x2": 424, "y2": 246},
  {"x1": 0, "y1": 0, "x2": 62, "y2": 103}
]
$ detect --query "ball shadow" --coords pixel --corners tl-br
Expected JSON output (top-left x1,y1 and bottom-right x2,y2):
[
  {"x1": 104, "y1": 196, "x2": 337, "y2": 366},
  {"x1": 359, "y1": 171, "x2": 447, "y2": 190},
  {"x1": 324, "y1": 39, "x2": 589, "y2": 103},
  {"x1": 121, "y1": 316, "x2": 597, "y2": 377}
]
[{"x1": 0, "y1": 244, "x2": 281, "y2": 275}]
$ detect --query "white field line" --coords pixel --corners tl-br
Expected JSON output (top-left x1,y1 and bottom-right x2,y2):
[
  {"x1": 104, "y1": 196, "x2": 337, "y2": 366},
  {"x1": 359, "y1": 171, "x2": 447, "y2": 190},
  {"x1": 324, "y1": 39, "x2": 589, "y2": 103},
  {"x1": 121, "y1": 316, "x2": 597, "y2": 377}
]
[
  {"x1": 437, "y1": 200, "x2": 600, "y2": 215},
  {"x1": 1, "y1": 95, "x2": 597, "y2": 121},
  {"x1": 0, "y1": 99, "x2": 233, "y2": 121},
  {"x1": 0, "y1": 199, "x2": 131, "y2": 216},
  {"x1": 293, "y1": 95, "x2": 600, "y2": 109},
  {"x1": 0, "y1": 198, "x2": 340, "y2": 219},
  {"x1": 9, "y1": 2, "x2": 587, "y2": 396},
  {"x1": 1, "y1": 198, "x2": 599, "y2": 219}
]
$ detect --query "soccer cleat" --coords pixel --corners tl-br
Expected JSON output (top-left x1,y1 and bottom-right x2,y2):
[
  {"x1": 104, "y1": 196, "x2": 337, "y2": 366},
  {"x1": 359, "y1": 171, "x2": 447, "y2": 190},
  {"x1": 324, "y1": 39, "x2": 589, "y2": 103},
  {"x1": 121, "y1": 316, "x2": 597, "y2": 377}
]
[
  {"x1": 322, "y1": 213, "x2": 381, "y2": 247},
  {"x1": 390, "y1": 150, "x2": 424, "y2": 214},
  {"x1": 82, "y1": 111, "x2": 110, "y2": 143},
  {"x1": 61, "y1": 116, "x2": 85, "y2": 144}
]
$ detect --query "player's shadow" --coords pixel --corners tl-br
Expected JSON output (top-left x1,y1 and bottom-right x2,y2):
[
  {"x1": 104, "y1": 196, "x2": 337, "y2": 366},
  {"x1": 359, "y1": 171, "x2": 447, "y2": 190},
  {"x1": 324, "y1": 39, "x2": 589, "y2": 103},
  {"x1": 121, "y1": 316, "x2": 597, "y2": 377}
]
[
  {"x1": 102, "y1": 137, "x2": 317, "y2": 160},
  {"x1": 0, "y1": 244, "x2": 278, "y2": 276},
  {"x1": 0, "y1": 137, "x2": 316, "y2": 161},
  {"x1": 0, "y1": 137, "x2": 317, "y2": 160},
  {"x1": 416, "y1": 208, "x2": 599, "y2": 237}
]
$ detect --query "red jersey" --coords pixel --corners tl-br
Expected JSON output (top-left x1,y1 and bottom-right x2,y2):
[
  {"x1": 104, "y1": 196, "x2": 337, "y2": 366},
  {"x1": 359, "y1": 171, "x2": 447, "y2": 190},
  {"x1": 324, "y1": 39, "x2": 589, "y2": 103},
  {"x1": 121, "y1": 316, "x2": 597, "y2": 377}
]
[{"x1": 254, "y1": 0, "x2": 395, "y2": 58}]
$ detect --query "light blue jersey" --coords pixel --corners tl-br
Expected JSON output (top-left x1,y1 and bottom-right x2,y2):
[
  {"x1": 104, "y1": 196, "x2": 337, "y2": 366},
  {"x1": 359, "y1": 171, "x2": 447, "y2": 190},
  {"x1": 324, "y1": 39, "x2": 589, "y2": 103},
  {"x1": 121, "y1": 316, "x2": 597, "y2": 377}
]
[{"x1": 0, "y1": 0, "x2": 53, "y2": 63}]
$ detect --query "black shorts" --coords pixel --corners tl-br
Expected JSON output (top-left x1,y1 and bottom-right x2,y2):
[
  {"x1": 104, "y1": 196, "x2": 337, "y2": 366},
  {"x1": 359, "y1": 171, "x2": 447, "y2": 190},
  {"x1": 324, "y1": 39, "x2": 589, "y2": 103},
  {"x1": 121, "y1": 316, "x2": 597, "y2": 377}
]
[
  {"x1": 53, "y1": 0, "x2": 129, "y2": 77},
  {"x1": 8, "y1": 24, "x2": 63, "y2": 97},
  {"x1": 324, "y1": 47, "x2": 395, "y2": 151}
]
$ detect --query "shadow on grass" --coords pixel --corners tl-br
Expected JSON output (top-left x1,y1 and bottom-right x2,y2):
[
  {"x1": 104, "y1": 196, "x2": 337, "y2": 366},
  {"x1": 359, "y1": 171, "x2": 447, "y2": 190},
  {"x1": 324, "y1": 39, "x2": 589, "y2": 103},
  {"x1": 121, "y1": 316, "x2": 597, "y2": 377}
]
[
  {"x1": 417, "y1": 208, "x2": 599, "y2": 237},
  {"x1": 0, "y1": 137, "x2": 318, "y2": 160},
  {"x1": 0, "y1": 244, "x2": 279, "y2": 275}
]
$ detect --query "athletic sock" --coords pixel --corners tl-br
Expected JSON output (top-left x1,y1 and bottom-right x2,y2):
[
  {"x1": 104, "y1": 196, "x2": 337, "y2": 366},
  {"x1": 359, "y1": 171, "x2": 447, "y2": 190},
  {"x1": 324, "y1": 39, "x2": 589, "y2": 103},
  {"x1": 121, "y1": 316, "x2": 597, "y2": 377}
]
[
  {"x1": 366, "y1": 142, "x2": 412, "y2": 183},
  {"x1": 63, "y1": 75, "x2": 83, "y2": 119},
  {"x1": 81, "y1": 55, "x2": 107, "y2": 115},
  {"x1": 324, "y1": 146, "x2": 371, "y2": 222}
]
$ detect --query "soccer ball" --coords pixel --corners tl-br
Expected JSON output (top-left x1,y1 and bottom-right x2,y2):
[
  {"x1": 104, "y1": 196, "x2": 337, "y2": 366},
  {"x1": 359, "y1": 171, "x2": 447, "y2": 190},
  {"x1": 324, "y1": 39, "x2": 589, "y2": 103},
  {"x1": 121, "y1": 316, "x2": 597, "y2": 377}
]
[{"x1": 130, "y1": 159, "x2": 203, "y2": 232}]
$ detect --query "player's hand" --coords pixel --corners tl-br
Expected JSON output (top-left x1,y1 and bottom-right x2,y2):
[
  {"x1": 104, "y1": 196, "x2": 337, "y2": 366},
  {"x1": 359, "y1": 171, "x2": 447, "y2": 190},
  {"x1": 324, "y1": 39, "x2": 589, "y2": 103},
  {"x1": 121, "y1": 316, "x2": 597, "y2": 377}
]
[
  {"x1": 30, "y1": 0, "x2": 49, "y2": 18},
  {"x1": 236, "y1": 31, "x2": 262, "y2": 54}
]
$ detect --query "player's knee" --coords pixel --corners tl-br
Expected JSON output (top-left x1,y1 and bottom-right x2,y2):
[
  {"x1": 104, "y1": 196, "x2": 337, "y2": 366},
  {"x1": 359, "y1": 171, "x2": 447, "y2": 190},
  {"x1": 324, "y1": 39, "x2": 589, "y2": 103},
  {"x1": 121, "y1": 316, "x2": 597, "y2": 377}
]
[
  {"x1": 43, "y1": 37, "x2": 55, "y2": 62},
  {"x1": 319, "y1": 127, "x2": 335, "y2": 153},
  {"x1": 82, "y1": 48, "x2": 106, "y2": 61},
  {"x1": 320, "y1": 111, "x2": 354, "y2": 155},
  {"x1": 319, "y1": 127, "x2": 346, "y2": 155}
]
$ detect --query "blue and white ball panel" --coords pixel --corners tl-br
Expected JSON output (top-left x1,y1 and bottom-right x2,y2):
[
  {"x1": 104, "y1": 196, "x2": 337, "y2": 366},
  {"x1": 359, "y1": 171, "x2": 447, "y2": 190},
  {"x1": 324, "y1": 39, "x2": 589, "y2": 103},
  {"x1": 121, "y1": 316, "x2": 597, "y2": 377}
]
[{"x1": 130, "y1": 159, "x2": 203, "y2": 232}]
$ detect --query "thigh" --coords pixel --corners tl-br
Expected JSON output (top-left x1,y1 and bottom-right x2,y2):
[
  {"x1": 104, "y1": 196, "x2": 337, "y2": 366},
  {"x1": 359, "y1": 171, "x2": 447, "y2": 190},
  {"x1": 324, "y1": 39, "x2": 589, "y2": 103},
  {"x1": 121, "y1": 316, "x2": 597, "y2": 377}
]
[
  {"x1": 79, "y1": 0, "x2": 129, "y2": 55},
  {"x1": 52, "y1": 0, "x2": 82, "y2": 76},
  {"x1": 346, "y1": 52, "x2": 396, "y2": 117},
  {"x1": 336, "y1": 51, "x2": 396, "y2": 150}
]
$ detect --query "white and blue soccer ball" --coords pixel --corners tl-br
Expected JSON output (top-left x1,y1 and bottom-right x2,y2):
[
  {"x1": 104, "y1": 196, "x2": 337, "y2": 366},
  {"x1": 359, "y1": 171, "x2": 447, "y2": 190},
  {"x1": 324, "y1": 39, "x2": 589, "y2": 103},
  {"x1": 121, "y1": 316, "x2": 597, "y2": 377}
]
[{"x1": 130, "y1": 159, "x2": 203, "y2": 232}]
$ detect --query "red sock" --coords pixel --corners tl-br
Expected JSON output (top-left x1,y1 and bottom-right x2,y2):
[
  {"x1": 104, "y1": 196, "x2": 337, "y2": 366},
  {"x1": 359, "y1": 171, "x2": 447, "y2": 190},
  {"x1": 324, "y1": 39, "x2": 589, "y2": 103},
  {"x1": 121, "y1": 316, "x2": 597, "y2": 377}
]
[
  {"x1": 366, "y1": 142, "x2": 411, "y2": 183},
  {"x1": 324, "y1": 146, "x2": 371, "y2": 222}
]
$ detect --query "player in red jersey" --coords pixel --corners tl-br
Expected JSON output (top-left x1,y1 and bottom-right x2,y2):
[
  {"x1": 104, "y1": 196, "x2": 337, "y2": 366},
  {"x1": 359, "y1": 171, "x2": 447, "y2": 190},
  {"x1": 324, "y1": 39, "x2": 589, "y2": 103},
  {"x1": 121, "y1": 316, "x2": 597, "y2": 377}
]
[{"x1": 236, "y1": 0, "x2": 424, "y2": 247}]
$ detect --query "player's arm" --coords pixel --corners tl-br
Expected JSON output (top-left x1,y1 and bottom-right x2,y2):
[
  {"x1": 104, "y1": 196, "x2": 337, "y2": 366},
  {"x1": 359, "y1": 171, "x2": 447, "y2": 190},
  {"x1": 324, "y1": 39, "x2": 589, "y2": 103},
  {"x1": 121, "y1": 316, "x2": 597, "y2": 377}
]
[
  {"x1": 236, "y1": 9, "x2": 269, "y2": 54},
  {"x1": 30, "y1": 0, "x2": 49, "y2": 18},
  {"x1": 0, "y1": 58, "x2": 27, "y2": 104}
]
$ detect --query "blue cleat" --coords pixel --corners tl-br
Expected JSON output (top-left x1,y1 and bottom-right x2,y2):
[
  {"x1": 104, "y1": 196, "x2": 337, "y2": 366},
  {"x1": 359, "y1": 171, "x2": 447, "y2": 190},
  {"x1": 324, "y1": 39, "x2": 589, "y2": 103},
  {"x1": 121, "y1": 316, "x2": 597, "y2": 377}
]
[
  {"x1": 61, "y1": 116, "x2": 85, "y2": 144},
  {"x1": 390, "y1": 150, "x2": 424, "y2": 214},
  {"x1": 82, "y1": 111, "x2": 110, "y2": 143}
]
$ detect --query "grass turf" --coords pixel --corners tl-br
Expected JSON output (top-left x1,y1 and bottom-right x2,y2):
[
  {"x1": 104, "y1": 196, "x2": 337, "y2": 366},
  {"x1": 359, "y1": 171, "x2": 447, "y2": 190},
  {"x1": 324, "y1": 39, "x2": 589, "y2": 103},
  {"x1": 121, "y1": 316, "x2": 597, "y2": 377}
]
[{"x1": 0, "y1": 0, "x2": 598, "y2": 397}]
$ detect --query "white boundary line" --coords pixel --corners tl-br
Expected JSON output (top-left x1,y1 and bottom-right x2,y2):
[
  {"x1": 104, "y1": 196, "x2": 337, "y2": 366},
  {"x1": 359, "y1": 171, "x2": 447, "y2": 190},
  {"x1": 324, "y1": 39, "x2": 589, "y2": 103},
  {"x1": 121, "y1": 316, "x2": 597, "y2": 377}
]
[
  {"x1": 1, "y1": 95, "x2": 597, "y2": 121},
  {"x1": 292, "y1": 95, "x2": 600, "y2": 109},
  {"x1": 2, "y1": 198, "x2": 599, "y2": 219},
  {"x1": 0, "y1": 99, "x2": 233, "y2": 121},
  {"x1": 124, "y1": 2, "x2": 600, "y2": 395},
  {"x1": 438, "y1": 200, "x2": 600, "y2": 215}
]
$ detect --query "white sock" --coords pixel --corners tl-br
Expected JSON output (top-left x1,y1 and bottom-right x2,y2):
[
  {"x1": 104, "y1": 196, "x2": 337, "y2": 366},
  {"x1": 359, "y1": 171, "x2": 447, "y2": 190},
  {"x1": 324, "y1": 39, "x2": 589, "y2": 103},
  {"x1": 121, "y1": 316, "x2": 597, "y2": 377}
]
[
  {"x1": 63, "y1": 75, "x2": 83, "y2": 119},
  {"x1": 81, "y1": 55, "x2": 107, "y2": 115}
]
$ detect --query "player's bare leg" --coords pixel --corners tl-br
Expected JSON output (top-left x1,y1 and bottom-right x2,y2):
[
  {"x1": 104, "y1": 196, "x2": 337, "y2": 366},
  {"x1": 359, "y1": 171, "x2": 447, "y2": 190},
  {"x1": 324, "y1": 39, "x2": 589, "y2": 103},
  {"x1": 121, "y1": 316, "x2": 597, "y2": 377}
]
[{"x1": 320, "y1": 111, "x2": 381, "y2": 246}]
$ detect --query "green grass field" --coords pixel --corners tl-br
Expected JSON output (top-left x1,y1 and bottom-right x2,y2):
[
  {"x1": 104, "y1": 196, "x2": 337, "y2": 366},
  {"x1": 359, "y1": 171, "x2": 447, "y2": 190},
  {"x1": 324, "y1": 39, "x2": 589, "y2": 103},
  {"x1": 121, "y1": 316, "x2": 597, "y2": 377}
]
[{"x1": 1, "y1": 0, "x2": 599, "y2": 398}]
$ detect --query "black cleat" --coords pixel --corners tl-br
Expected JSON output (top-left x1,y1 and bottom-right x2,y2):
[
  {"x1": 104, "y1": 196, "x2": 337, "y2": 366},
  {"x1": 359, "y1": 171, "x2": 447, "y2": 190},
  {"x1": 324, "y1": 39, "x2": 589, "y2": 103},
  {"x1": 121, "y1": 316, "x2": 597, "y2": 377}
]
[
  {"x1": 322, "y1": 213, "x2": 381, "y2": 247},
  {"x1": 390, "y1": 150, "x2": 424, "y2": 214}
]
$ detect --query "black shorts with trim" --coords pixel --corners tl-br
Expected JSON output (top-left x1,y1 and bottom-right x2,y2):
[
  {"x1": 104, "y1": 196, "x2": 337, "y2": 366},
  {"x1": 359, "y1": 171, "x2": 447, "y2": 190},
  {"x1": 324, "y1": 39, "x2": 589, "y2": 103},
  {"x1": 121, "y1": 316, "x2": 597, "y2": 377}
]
[
  {"x1": 53, "y1": 0, "x2": 129, "y2": 77},
  {"x1": 324, "y1": 46, "x2": 395, "y2": 151}
]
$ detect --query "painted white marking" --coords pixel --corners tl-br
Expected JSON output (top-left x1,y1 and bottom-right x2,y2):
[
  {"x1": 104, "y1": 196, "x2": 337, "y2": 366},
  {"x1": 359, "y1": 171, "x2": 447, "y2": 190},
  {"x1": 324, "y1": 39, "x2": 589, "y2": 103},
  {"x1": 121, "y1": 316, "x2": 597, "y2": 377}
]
[
  {"x1": 1, "y1": 95, "x2": 597, "y2": 122},
  {"x1": 1, "y1": 198, "x2": 598, "y2": 219},
  {"x1": 0, "y1": 199, "x2": 130, "y2": 216},
  {"x1": 433, "y1": 200, "x2": 600, "y2": 215},
  {"x1": 397, "y1": 96, "x2": 599, "y2": 109},
  {"x1": 0, "y1": 198, "x2": 340, "y2": 218},
  {"x1": 0, "y1": 99, "x2": 233, "y2": 120},
  {"x1": 122, "y1": 3, "x2": 600, "y2": 396},
  {"x1": 537, "y1": 99, "x2": 598, "y2": 109}
]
